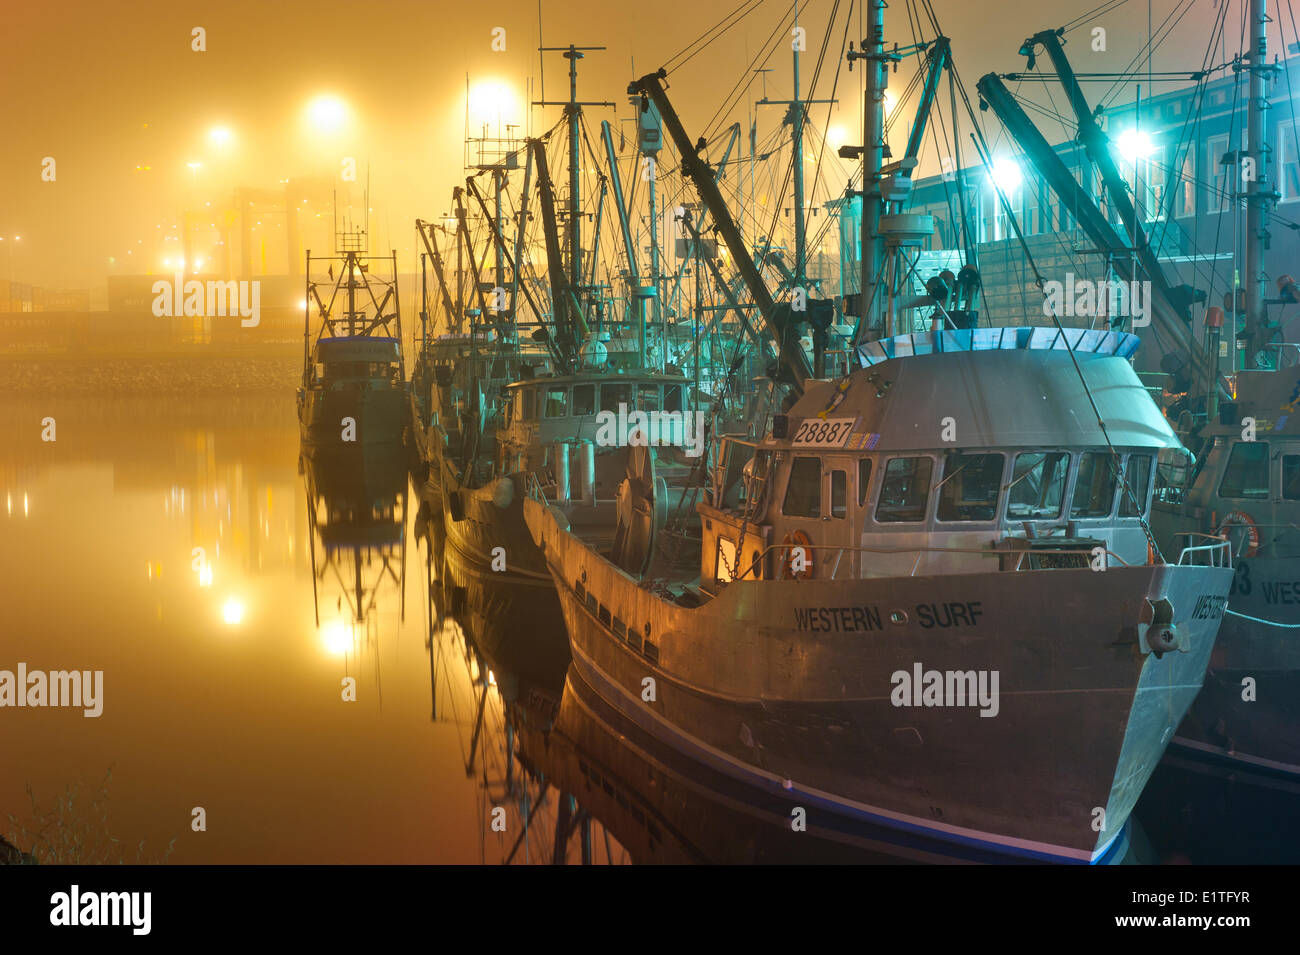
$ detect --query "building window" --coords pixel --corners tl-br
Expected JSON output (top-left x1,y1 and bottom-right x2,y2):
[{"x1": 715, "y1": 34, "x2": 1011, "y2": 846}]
[
  {"x1": 993, "y1": 184, "x2": 1022, "y2": 241},
  {"x1": 1144, "y1": 151, "x2": 1167, "y2": 222},
  {"x1": 1219, "y1": 441, "x2": 1270, "y2": 500},
  {"x1": 1206, "y1": 133, "x2": 1245, "y2": 213},
  {"x1": 1280, "y1": 120, "x2": 1300, "y2": 203},
  {"x1": 1173, "y1": 147, "x2": 1195, "y2": 218}
]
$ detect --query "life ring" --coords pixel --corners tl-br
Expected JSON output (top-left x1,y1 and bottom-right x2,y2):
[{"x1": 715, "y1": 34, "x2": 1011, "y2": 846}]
[
  {"x1": 778, "y1": 530, "x2": 814, "y2": 580},
  {"x1": 1216, "y1": 510, "x2": 1260, "y2": 558}
]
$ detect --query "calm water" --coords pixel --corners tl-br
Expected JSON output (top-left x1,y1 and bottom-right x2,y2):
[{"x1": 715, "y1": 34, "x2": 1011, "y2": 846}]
[
  {"x1": 2, "y1": 374, "x2": 1284, "y2": 865},
  {"x1": 0, "y1": 384, "x2": 603, "y2": 864}
]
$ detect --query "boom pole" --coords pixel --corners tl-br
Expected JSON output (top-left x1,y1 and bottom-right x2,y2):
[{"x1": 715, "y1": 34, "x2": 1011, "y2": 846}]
[{"x1": 630, "y1": 69, "x2": 812, "y2": 393}]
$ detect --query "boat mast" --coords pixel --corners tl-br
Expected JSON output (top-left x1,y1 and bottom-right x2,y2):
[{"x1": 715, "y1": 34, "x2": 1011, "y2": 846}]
[
  {"x1": 759, "y1": 35, "x2": 836, "y2": 291},
  {"x1": 600, "y1": 120, "x2": 643, "y2": 364},
  {"x1": 792, "y1": 32, "x2": 807, "y2": 287},
  {"x1": 648, "y1": 128, "x2": 663, "y2": 370},
  {"x1": 535, "y1": 44, "x2": 613, "y2": 358},
  {"x1": 566, "y1": 47, "x2": 585, "y2": 293},
  {"x1": 1243, "y1": 0, "x2": 1274, "y2": 368},
  {"x1": 630, "y1": 70, "x2": 814, "y2": 392},
  {"x1": 857, "y1": 0, "x2": 887, "y2": 339}
]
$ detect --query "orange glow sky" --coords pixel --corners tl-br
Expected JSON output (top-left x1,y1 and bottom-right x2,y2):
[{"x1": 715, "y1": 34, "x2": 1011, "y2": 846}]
[{"x1": 2, "y1": 0, "x2": 1230, "y2": 290}]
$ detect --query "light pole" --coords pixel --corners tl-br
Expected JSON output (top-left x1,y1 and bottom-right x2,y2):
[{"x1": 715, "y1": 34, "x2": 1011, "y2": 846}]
[{"x1": 0, "y1": 235, "x2": 19, "y2": 282}]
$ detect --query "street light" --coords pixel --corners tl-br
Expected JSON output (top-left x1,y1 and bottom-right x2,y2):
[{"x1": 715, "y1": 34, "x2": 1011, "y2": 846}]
[
  {"x1": 0, "y1": 235, "x2": 18, "y2": 281},
  {"x1": 989, "y1": 157, "x2": 1023, "y2": 193},
  {"x1": 467, "y1": 80, "x2": 519, "y2": 131},
  {"x1": 307, "y1": 95, "x2": 348, "y2": 134},
  {"x1": 1116, "y1": 128, "x2": 1155, "y2": 162}
]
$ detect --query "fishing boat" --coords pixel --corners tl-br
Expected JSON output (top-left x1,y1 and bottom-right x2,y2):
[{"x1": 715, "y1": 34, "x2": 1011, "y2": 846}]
[
  {"x1": 941, "y1": 6, "x2": 1300, "y2": 860},
  {"x1": 301, "y1": 439, "x2": 408, "y2": 658},
  {"x1": 521, "y1": 6, "x2": 1233, "y2": 863},
  {"x1": 417, "y1": 47, "x2": 728, "y2": 608},
  {"x1": 1151, "y1": 358, "x2": 1300, "y2": 786},
  {"x1": 297, "y1": 233, "x2": 408, "y2": 453}
]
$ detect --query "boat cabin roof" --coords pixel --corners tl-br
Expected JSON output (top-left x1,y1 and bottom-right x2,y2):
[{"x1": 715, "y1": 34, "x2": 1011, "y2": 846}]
[
  {"x1": 1203, "y1": 366, "x2": 1300, "y2": 438},
  {"x1": 503, "y1": 370, "x2": 686, "y2": 391},
  {"x1": 774, "y1": 327, "x2": 1179, "y2": 452},
  {"x1": 315, "y1": 337, "x2": 401, "y2": 363}
]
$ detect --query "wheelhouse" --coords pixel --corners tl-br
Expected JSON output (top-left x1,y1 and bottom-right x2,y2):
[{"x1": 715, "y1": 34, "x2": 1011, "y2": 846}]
[
  {"x1": 701, "y1": 327, "x2": 1183, "y2": 584},
  {"x1": 309, "y1": 337, "x2": 403, "y2": 389}
]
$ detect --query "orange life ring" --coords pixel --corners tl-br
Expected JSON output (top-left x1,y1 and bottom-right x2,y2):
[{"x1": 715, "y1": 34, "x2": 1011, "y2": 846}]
[
  {"x1": 1216, "y1": 510, "x2": 1260, "y2": 558},
  {"x1": 778, "y1": 530, "x2": 814, "y2": 580}
]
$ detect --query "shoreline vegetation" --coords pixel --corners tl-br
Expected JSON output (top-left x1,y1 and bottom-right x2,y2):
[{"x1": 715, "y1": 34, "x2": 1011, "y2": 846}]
[
  {"x1": 0, "y1": 353, "x2": 302, "y2": 395},
  {"x1": 4, "y1": 771, "x2": 176, "y2": 865}
]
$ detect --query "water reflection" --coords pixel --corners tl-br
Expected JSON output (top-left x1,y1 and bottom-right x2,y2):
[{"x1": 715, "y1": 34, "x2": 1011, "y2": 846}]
[
  {"x1": 302, "y1": 444, "x2": 408, "y2": 669},
  {"x1": 419, "y1": 484, "x2": 907, "y2": 863},
  {"x1": 4, "y1": 388, "x2": 1258, "y2": 864},
  {"x1": 2, "y1": 393, "x2": 473, "y2": 864}
]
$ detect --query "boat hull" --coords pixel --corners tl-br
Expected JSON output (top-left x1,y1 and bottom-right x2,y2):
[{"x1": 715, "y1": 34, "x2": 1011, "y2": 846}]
[
  {"x1": 525, "y1": 499, "x2": 1231, "y2": 863},
  {"x1": 298, "y1": 385, "x2": 407, "y2": 452},
  {"x1": 1170, "y1": 555, "x2": 1300, "y2": 776}
]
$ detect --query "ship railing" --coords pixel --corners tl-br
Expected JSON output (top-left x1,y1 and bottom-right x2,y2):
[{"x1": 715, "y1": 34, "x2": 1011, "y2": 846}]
[
  {"x1": 525, "y1": 471, "x2": 548, "y2": 506},
  {"x1": 1262, "y1": 342, "x2": 1300, "y2": 369},
  {"x1": 1173, "y1": 533, "x2": 1233, "y2": 568},
  {"x1": 734, "y1": 541, "x2": 1143, "y2": 581}
]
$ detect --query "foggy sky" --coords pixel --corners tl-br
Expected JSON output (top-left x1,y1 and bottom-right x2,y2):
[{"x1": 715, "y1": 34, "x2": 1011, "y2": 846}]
[{"x1": 2, "y1": 0, "x2": 1231, "y2": 290}]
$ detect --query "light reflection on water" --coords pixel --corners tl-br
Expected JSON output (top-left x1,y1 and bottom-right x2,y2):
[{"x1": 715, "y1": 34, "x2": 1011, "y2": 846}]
[{"x1": 0, "y1": 391, "x2": 603, "y2": 864}]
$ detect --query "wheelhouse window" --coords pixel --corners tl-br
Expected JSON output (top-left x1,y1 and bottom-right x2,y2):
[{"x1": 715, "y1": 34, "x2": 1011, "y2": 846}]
[
  {"x1": 1119, "y1": 454, "x2": 1153, "y2": 516},
  {"x1": 664, "y1": 384, "x2": 683, "y2": 413},
  {"x1": 876, "y1": 456, "x2": 933, "y2": 523},
  {"x1": 1070, "y1": 452, "x2": 1118, "y2": 518},
  {"x1": 1284, "y1": 455, "x2": 1300, "y2": 500},
  {"x1": 936, "y1": 452, "x2": 1005, "y2": 522},
  {"x1": 521, "y1": 387, "x2": 537, "y2": 422},
  {"x1": 573, "y1": 384, "x2": 595, "y2": 416},
  {"x1": 600, "y1": 382, "x2": 632, "y2": 414},
  {"x1": 782, "y1": 456, "x2": 822, "y2": 518},
  {"x1": 637, "y1": 383, "x2": 660, "y2": 412},
  {"x1": 1220, "y1": 441, "x2": 1270, "y2": 500},
  {"x1": 543, "y1": 387, "x2": 569, "y2": 418},
  {"x1": 1154, "y1": 447, "x2": 1192, "y2": 504},
  {"x1": 857, "y1": 459, "x2": 873, "y2": 506},
  {"x1": 830, "y1": 470, "x2": 847, "y2": 518},
  {"x1": 1007, "y1": 451, "x2": 1068, "y2": 520}
]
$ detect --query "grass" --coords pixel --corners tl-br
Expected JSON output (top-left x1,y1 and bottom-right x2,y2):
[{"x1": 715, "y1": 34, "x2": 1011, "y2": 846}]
[{"x1": 4, "y1": 768, "x2": 176, "y2": 865}]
